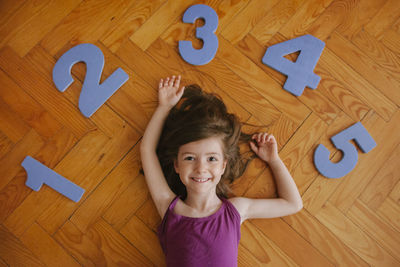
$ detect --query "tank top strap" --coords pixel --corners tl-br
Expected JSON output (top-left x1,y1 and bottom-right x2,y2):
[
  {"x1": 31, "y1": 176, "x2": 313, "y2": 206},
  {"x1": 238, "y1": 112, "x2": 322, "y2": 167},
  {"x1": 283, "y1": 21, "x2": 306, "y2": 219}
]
[{"x1": 168, "y1": 195, "x2": 181, "y2": 210}]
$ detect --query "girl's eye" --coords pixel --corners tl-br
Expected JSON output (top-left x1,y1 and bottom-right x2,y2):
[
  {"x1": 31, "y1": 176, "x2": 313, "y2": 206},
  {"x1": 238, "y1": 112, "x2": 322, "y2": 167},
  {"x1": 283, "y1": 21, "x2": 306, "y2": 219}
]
[
  {"x1": 184, "y1": 156, "x2": 195, "y2": 161},
  {"x1": 208, "y1": 156, "x2": 218, "y2": 162}
]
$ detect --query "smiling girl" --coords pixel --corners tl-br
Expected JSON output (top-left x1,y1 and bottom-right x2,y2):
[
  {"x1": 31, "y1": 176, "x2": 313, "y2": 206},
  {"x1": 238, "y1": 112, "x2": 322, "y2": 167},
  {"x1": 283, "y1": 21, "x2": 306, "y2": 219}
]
[{"x1": 140, "y1": 75, "x2": 303, "y2": 266}]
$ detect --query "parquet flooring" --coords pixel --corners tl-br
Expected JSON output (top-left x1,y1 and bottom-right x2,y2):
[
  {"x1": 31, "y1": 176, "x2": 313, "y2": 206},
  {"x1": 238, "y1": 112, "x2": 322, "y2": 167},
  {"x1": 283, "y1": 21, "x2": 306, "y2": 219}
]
[{"x1": 0, "y1": 0, "x2": 399, "y2": 266}]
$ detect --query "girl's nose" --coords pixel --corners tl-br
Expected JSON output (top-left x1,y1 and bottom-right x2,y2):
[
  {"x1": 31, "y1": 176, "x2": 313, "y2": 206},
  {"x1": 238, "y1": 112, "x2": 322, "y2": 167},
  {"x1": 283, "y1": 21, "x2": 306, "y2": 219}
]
[{"x1": 195, "y1": 159, "x2": 207, "y2": 172}]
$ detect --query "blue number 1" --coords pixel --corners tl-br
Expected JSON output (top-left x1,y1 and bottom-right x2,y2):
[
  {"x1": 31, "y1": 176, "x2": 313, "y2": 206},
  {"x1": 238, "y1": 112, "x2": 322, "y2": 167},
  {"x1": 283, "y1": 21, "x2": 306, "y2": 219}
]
[
  {"x1": 179, "y1": 4, "x2": 219, "y2": 66},
  {"x1": 262, "y1": 35, "x2": 325, "y2": 96}
]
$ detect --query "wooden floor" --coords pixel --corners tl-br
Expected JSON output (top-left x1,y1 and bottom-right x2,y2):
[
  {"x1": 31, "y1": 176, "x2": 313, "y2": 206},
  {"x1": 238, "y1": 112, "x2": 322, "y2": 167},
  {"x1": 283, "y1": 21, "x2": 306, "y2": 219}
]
[{"x1": 1, "y1": 0, "x2": 400, "y2": 266}]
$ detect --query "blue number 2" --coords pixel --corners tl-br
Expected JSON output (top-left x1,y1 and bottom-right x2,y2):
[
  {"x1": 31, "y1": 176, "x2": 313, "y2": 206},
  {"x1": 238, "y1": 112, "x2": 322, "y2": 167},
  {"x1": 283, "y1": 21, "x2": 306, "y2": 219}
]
[
  {"x1": 179, "y1": 4, "x2": 219, "y2": 66},
  {"x1": 314, "y1": 122, "x2": 376, "y2": 178},
  {"x1": 53, "y1": 43, "x2": 129, "y2": 117},
  {"x1": 262, "y1": 35, "x2": 325, "y2": 96}
]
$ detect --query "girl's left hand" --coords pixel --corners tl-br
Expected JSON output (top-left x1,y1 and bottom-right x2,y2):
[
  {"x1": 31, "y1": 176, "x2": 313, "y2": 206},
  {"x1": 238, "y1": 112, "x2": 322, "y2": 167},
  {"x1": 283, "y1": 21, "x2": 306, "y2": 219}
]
[
  {"x1": 158, "y1": 75, "x2": 185, "y2": 109},
  {"x1": 250, "y1": 133, "x2": 279, "y2": 163}
]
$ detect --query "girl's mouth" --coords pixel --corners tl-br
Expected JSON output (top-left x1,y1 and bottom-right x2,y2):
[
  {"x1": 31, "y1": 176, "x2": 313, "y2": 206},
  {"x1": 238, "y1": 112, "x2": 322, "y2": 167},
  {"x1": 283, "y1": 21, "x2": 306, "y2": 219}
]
[{"x1": 191, "y1": 177, "x2": 210, "y2": 183}]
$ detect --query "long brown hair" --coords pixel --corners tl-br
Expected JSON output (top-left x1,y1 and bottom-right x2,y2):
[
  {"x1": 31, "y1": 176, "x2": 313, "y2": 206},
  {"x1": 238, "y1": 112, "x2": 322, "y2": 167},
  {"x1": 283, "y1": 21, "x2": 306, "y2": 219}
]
[{"x1": 156, "y1": 85, "x2": 252, "y2": 199}]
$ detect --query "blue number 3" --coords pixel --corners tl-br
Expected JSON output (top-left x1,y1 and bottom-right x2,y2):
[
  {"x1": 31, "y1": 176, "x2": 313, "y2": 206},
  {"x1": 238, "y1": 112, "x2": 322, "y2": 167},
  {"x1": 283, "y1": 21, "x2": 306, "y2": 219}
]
[
  {"x1": 314, "y1": 122, "x2": 376, "y2": 178},
  {"x1": 179, "y1": 4, "x2": 219, "y2": 66}
]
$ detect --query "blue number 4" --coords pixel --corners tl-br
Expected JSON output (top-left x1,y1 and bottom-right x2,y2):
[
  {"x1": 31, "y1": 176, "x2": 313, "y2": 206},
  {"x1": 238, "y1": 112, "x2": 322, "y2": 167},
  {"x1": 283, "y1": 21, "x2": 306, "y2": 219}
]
[{"x1": 262, "y1": 35, "x2": 325, "y2": 96}]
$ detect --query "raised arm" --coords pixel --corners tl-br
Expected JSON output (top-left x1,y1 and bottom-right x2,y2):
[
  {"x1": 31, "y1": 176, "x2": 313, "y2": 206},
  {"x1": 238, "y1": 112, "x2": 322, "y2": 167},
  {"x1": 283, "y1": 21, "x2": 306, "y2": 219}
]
[
  {"x1": 230, "y1": 133, "x2": 303, "y2": 223},
  {"x1": 140, "y1": 75, "x2": 185, "y2": 218}
]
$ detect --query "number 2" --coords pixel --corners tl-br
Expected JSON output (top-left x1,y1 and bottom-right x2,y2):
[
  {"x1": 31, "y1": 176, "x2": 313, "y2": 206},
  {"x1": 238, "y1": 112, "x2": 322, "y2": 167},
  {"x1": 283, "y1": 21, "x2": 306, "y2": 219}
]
[
  {"x1": 314, "y1": 122, "x2": 376, "y2": 178},
  {"x1": 262, "y1": 35, "x2": 325, "y2": 96},
  {"x1": 179, "y1": 4, "x2": 219, "y2": 66},
  {"x1": 53, "y1": 43, "x2": 129, "y2": 117}
]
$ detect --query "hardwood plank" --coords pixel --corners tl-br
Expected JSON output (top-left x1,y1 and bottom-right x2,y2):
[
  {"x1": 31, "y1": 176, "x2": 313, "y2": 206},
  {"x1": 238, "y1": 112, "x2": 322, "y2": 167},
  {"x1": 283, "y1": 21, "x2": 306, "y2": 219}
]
[
  {"x1": 377, "y1": 197, "x2": 400, "y2": 233},
  {"x1": 279, "y1": 0, "x2": 334, "y2": 39},
  {"x1": 0, "y1": 69, "x2": 63, "y2": 140},
  {"x1": 120, "y1": 216, "x2": 166, "y2": 266},
  {"x1": 359, "y1": 143, "x2": 400, "y2": 210},
  {"x1": 327, "y1": 31, "x2": 400, "y2": 106},
  {"x1": 250, "y1": 0, "x2": 306, "y2": 44},
  {"x1": 352, "y1": 29, "x2": 400, "y2": 86},
  {"x1": 381, "y1": 29, "x2": 400, "y2": 55},
  {"x1": 334, "y1": 0, "x2": 386, "y2": 40},
  {"x1": 240, "y1": 222, "x2": 298, "y2": 266},
  {"x1": 0, "y1": 98, "x2": 30, "y2": 143},
  {"x1": 0, "y1": 131, "x2": 13, "y2": 159},
  {"x1": 20, "y1": 222, "x2": 80, "y2": 266},
  {"x1": 318, "y1": 47, "x2": 397, "y2": 121},
  {"x1": 129, "y1": 0, "x2": 196, "y2": 50},
  {"x1": 103, "y1": 174, "x2": 149, "y2": 231},
  {"x1": 347, "y1": 200, "x2": 400, "y2": 262},
  {"x1": 41, "y1": 0, "x2": 132, "y2": 56},
  {"x1": 4, "y1": 0, "x2": 82, "y2": 57},
  {"x1": 91, "y1": 219, "x2": 154, "y2": 266},
  {"x1": 363, "y1": 0, "x2": 400, "y2": 39},
  {"x1": 284, "y1": 209, "x2": 369, "y2": 266},
  {"x1": 0, "y1": 224, "x2": 44, "y2": 266},
  {"x1": 54, "y1": 220, "x2": 109, "y2": 266},
  {"x1": 315, "y1": 202, "x2": 399, "y2": 266},
  {"x1": 251, "y1": 218, "x2": 334, "y2": 266},
  {"x1": 221, "y1": 0, "x2": 280, "y2": 44},
  {"x1": 70, "y1": 145, "x2": 143, "y2": 232},
  {"x1": 101, "y1": 0, "x2": 166, "y2": 52}
]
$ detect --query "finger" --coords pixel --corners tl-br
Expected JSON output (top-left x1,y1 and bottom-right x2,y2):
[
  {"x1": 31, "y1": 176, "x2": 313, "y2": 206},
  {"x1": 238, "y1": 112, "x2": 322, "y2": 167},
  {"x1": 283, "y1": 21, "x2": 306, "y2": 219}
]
[
  {"x1": 164, "y1": 77, "x2": 170, "y2": 86},
  {"x1": 261, "y1": 133, "x2": 268, "y2": 143},
  {"x1": 249, "y1": 141, "x2": 258, "y2": 153},
  {"x1": 177, "y1": 85, "x2": 185, "y2": 97},
  {"x1": 169, "y1": 76, "x2": 175, "y2": 86},
  {"x1": 159, "y1": 79, "x2": 163, "y2": 88},
  {"x1": 257, "y1": 132, "x2": 263, "y2": 143},
  {"x1": 174, "y1": 75, "x2": 181, "y2": 88}
]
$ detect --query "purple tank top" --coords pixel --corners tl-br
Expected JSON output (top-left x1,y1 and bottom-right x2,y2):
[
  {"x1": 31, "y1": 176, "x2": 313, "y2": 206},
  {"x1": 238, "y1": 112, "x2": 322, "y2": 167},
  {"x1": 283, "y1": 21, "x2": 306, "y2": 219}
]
[{"x1": 158, "y1": 196, "x2": 241, "y2": 267}]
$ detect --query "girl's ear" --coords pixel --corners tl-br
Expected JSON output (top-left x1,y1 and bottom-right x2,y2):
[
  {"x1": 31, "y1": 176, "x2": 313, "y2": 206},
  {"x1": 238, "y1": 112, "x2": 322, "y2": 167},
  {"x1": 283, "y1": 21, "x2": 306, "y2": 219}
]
[
  {"x1": 174, "y1": 158, "x2": 179, "y2": 174},
  {"x1": 222, "y1": 159, "x2": 227, "y2": 174}
]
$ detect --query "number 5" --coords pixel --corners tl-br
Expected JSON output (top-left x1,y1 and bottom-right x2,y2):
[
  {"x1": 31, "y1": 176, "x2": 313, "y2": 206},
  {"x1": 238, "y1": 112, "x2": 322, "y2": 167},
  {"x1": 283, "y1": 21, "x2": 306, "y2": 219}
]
[
  {"x1": 179, "y1": 4, "x2": 219, "y2": 65},
  {"x1": 314, "y1": 122, "x2": 377, "y2": 178}
]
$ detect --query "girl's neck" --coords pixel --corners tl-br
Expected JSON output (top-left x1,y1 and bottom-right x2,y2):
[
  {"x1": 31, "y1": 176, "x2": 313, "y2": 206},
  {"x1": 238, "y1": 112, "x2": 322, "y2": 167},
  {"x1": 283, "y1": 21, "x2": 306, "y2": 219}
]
[{"x1": 184, "y1": 191, "x2": 222, "y2": 213}]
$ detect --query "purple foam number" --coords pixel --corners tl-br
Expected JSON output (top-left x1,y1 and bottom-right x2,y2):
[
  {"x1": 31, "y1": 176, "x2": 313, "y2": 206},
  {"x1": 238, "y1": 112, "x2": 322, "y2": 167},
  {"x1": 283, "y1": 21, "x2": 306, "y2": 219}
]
[
  {"x1": 53, "y1": 43, "x2": 129, "y2": 117},
  {"x1": 179, "y1": 4, "x2": 218, "y2": 65},
  {"x1": 314, "y1": 122, "x2": 377, "y2": 179},
  {"x1": 262, "y1": 35, "x2": 325, "y2": 96},
  {"x1": 21, "y1": 156, "x2": 85, "y2": 202}
]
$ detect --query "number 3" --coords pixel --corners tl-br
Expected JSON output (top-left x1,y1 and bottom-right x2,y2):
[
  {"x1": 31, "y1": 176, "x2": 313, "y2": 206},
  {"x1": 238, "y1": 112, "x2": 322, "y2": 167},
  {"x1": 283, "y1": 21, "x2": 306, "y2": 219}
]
[
  {"x1": 314, "y1": 122, "x2": 376, "y2": 178},
  {"x1": 179, "y1": 4, "x2": 219, "y2": 66},
  {"x1": 53, "y1": 43, "x2": 129, "y2": 117}
]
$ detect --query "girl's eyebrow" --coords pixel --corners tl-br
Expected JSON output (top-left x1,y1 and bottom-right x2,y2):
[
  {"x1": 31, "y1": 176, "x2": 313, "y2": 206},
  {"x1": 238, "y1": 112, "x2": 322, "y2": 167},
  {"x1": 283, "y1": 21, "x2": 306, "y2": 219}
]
[{"x1": 181, "y1": 152, "x2": 221, "y2": 155}]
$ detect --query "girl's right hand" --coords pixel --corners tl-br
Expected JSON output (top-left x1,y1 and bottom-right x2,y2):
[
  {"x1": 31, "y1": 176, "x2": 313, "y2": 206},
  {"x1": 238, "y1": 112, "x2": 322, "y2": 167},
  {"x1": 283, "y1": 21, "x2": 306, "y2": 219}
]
[{"x1": 158, "y1": 75, "x2": 185, "y2": 109}]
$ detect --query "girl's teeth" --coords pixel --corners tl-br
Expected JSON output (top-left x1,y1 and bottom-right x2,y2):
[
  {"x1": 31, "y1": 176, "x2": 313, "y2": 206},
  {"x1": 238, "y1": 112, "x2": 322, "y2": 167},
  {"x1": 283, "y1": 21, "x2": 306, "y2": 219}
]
[{"x1": 192, "y1": 178, "x2": 209, "y2": 182}]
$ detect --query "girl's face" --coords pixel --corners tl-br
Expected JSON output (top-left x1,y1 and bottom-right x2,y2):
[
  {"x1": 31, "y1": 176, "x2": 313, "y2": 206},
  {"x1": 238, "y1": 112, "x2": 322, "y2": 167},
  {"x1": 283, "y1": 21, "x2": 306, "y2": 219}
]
[{"x1": 174, "y1": 136, "x2": 227, "y2": 195}]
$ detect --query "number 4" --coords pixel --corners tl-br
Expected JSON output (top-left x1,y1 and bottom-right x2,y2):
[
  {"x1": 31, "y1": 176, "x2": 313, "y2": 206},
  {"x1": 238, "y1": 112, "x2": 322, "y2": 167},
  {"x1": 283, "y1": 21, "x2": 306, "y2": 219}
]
[{"x1": 262, "y1": 35, "x2": 325, "y2": 96}]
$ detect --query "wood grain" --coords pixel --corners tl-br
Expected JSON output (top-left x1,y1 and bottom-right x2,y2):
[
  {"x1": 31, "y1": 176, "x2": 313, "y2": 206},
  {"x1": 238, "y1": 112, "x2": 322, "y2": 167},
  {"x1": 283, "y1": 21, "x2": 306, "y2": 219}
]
[{"x1": 0, "y1": 0, "x2": 399, "y2": 266}]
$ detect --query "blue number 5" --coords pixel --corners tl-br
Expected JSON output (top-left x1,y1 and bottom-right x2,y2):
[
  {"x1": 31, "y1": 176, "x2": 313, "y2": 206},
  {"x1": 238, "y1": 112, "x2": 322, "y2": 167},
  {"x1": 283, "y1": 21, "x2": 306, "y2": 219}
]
[
  {"x1": 314, "y1": 122, "x2": 377, "y2": 178},
  {"x1": 179, "y1": 4, "x2": 219, "y2": 66},
  {"x1": 53, "y1": 43, "x2": 129, "y2": 117}
]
